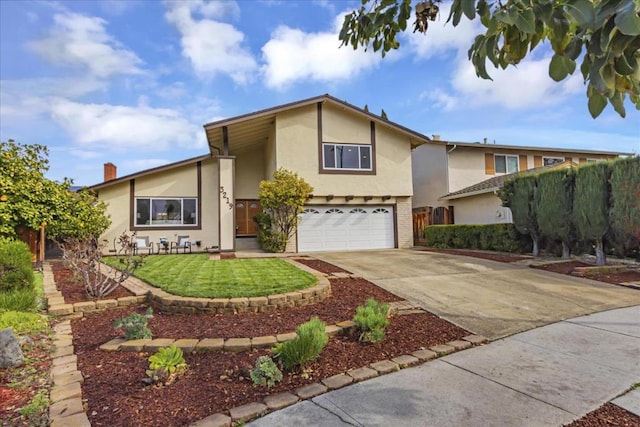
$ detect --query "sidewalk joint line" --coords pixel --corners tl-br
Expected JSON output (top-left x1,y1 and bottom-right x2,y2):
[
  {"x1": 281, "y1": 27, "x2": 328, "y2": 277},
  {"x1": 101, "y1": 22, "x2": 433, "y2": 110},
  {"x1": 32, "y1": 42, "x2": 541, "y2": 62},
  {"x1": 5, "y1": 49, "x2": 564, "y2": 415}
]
[
  {"x1": 310, "y1": 397, "x2": 363, "y2": 426},
  {"x1": 563, "y1": 319, "x2": 640, "y2": 339}
]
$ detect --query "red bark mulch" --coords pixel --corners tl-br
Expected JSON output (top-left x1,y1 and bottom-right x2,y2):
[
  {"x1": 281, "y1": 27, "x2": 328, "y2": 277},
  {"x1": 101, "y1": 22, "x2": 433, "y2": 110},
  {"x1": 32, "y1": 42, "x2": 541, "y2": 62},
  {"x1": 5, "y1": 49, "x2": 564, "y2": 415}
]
[
  {"x1": 294, "y1": 258, "x2": 352, "y2": 274},
  {"x1": 51, "y1": 260, "x2": 135, "y2": 304},
  {"x1": 532, "y1": 261, "x2": 640, "y2": 286},
  {"x1": 53, "y1": 259, "x2": 469, "y2": 426},
  {"x1": 422, "y1": 248, "x2": 532, "y2": 263},
  {"x1": 564, "y1": 402, "x2": 640, "y2": 426}
]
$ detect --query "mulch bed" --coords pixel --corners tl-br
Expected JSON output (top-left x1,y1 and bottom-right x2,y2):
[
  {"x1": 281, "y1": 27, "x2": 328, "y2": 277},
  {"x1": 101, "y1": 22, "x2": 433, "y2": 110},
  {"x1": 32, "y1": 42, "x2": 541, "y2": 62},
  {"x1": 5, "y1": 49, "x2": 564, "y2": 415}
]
[
  {"x1": 564, "y1": 402, "x2": 640, "y2": 426},
  {"x1": 294, "y1": 258, "x2": 351, "y2": 274},
  {"x1": 55, "y1": 259, "x2": 469, "y2": 426},
  {"x1": 51, "y1": 260, "x2": 135, "y2": 304},
  {"x1": 422, "y1": 248, "x2": 531, "y2": 263},
  {"x1": 532, "y1": 261, "x2": 640, "y2": 286}
]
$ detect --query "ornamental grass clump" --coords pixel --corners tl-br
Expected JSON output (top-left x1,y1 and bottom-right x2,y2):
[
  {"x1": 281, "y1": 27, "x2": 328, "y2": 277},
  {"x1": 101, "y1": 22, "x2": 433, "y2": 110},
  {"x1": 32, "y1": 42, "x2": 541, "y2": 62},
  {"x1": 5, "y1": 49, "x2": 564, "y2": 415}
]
[
  {"x1": 146, "y1": 345, "x2": 187, "y2": 386},
  {"x1": 353, "y1": 298, "x2": 390, "y2": 343},
  {"x1": 250, "y1": 355, "x2": 282, "y2": 388},
  {"x1": 114, "y1": 308, "x2": 153, "y2": 340},
  {"x1": 273, "y1": 317, "x2": 328, "y2": 370}
]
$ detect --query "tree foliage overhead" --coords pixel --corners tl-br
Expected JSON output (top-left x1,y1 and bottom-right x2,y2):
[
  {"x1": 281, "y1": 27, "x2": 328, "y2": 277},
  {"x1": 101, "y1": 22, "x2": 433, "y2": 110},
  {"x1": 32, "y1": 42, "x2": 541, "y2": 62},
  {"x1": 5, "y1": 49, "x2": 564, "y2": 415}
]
[
  {"x1": 0, "y1": 140, "x2": 110, "y2": 240},
  {"x1": 339, "y1": 0, "x2": 640, "y2": 118}
]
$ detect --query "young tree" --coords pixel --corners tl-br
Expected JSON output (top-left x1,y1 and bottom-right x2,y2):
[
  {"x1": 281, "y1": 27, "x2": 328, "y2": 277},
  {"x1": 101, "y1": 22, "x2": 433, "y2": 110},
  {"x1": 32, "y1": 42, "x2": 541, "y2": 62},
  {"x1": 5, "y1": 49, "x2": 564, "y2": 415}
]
[
  {"x1": 258, "y1": 168, "x2": 313, "y2": 253},
  {"x1": 0, "y1": 140, "x2": 109, "y2": 240},
  {"x1": 534, "y1": 168, "x2": 575, "y2": 258},
  {"x1": 500, "y1": 174, "x2": 540, "y2": 256},
  {"x1": 609, "y1": 156, "x2": 640, "y2": 255},
  {"x1": 339, "y1": 0, "x2": 640, "y2": 118},
  {"x1": 573, "y1": 161, "x2": 611, "y2": 265}
]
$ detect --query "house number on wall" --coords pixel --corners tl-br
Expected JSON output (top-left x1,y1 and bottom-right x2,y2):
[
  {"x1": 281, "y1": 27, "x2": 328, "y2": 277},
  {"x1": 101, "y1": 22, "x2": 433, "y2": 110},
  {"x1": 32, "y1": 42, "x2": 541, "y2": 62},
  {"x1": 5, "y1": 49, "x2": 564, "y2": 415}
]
[{"x1": 220, "y1": 186, "x2": 233, "y2": 209}]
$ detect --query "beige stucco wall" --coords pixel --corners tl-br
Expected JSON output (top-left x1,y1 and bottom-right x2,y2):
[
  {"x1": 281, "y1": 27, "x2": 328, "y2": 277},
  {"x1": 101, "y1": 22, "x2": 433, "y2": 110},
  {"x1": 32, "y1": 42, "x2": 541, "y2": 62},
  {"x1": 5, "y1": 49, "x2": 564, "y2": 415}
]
[
  {"x1": 274, "y1": 105, "x2": 413, "y2": 197},
  {"x1": 451, "y1": 192, "x2": 512, "y2": 225},
  {"x1": 322, "y1": 102, "x2": 370, "y2": 144},
  {"x1": 448, "y1": 146, "x2": 618, "y2": 193},
  {"x1": 411, "y1": 143, "x2": 450, "y2": 209},
  {"x1": 264, "y1": 126, "x2": 277, "y2": 180},
  {"x1": 235, "y1": 147, "x2": 265, "y2": 199},
  {"x1": 97, "y1": 159, "x2": 220, "y2": 254}
]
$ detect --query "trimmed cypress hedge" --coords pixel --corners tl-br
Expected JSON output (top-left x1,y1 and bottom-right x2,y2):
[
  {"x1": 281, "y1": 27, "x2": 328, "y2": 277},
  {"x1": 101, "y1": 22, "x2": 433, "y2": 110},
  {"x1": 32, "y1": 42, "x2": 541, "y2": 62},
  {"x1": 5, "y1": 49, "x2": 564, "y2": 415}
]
[{"x1": 425, "y1": 224, "x2": 531, "y2": 253}]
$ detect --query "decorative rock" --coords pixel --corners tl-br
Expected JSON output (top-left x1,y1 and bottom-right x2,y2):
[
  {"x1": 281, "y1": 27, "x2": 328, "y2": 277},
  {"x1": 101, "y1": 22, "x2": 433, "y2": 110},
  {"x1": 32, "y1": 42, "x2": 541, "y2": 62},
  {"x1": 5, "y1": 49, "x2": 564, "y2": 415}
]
[
  {"x1": 370, "y1": 360, "x2": 399, "y2": 374},
  {"x1": 295, "y1": 382, "x2": 328, "y2": 399},
  {"x1": 229, "y1": 402, "x2": 267, "y2": 422},
  {"x1": 347, "y1": 367, "x2": 378, "y2": 382},
  {"x1": 411, "y1": 349, "x2": 438, "y2": 362},
  {"x1": 223, "y1": 338, "x2": 251, "y2": 352},
  {"x1": 325, "y1": 325, "x2": 341, "y2": 336},
  {"x1": 462, "y1": 334, "x2": 489, "y2": 345},
  {"x1": 49, "y1": 397, "x2": 84, "y2": 417},
  {"x1": 263, "y1": 392, "x2": 299, "y2": 410},
  {"x1": 195, "y1": 338, "x2": 224, "y2": 352},
  {"x1": 173, "y1": 339, "x2": 199, "y2": 353},
  {"x1": 335, "y1": 320, "x2": 357, "y2": 330},
  {"x1": 251, "y1": 336, "x2": 277, "y2": 349},
  {"x1": 429, "y1": 344, "x2": 456, "y2": 356},
  {"x1": 447, "y1": 340, "x2": 472, "y2": 351},
  {"x1": 190, "y1": 413, "x2": 231, "y2": 427},
  {"x1": 0, "y1": 328, "x2": 24, "y2": 369},
  {"x1": 391, "y1": 355, "x2": 419, "y2": 367},
  {"x1": 321, "y1": 374, "x2": 354, "y2": 390}
]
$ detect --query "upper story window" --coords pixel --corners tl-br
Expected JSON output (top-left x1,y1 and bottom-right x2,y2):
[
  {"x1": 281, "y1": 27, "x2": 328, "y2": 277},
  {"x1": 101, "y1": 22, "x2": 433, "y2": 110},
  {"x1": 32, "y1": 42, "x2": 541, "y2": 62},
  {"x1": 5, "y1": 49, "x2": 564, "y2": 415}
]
[
  {"x1": 135, "y1": 197, "x2": 197, "y2": 226},
  {"x1": 322, "y1": 143, "x2": 372, "y2": 171},
  {"x1": 543, "y1": 156, "x2": 565, "y2": 166},
  {"x1": 495, "y1": 154, "x2": 519, "y2": 174}
]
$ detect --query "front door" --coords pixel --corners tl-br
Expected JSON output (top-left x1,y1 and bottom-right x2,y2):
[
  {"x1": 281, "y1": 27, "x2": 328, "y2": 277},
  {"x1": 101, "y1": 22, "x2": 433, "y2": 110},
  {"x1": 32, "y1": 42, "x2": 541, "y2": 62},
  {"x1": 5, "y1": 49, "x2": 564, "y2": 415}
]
[{"x1": 235, "y1": 200, "x2": 261, "y2": 236}]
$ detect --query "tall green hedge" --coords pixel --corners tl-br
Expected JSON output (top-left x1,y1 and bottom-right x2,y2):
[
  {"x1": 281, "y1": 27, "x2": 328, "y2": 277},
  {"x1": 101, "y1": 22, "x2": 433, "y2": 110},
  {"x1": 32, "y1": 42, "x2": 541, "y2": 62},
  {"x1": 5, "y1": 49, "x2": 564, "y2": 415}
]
[
  {"x1": 0, "y1": 238, "x2": 35, "y2": 292},
  {"x1": 425, "y1": 224, "x2": 531, "y2": 253},
  {"x1": 609, "y1": 156, "x2": 640, "y2": 254},
  {"x1": 534, "y1": 168, "x2": 574, "y2": 258},
  {"x1": 500, "y1": 175, "x2": 540, "y2": 255}
]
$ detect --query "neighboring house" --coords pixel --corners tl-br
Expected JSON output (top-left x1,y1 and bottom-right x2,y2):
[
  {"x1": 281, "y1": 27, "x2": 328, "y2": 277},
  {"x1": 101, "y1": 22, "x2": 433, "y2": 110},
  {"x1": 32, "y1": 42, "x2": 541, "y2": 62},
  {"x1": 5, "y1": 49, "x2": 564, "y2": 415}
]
[
  {"x1": 90, "y1": 94, "x2": 430, "y2": 254},
  {"x1": 411, "y1": 140, "x2": 625, "y2": 242}
]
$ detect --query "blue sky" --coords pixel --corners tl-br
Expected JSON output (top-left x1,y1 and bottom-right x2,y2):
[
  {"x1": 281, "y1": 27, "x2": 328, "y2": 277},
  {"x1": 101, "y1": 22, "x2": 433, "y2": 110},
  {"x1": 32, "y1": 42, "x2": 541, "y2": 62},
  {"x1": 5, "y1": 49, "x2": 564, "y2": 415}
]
[{"x1": 1, "y1": 0, "x2": 638, "y2": 186}]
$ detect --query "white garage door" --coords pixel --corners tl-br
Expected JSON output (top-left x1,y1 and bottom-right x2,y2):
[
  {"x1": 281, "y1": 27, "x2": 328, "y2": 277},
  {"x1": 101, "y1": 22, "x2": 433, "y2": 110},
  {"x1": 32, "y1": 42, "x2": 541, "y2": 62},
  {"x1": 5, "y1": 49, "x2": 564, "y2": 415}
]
[{"x1": 298, "y1": 205, "x2": 395, "y2": 252}]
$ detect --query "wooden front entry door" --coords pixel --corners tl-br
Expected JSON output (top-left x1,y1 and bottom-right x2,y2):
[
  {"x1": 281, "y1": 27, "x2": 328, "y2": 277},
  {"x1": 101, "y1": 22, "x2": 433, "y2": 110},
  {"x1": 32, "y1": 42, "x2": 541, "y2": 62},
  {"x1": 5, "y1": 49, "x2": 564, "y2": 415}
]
[{"x1": 235, "y1": 200, "x2": 261, "y2": 236}]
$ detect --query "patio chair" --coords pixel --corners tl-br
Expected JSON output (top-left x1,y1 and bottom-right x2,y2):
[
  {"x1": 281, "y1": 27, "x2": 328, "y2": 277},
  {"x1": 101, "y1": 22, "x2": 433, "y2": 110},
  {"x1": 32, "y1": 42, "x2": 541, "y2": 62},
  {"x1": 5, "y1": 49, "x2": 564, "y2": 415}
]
[
  {"x1": 171, "y1": 235, "x2": 192, "y2": 254},
  {"x1": 133, "y1": 236, "x2": 154, "y2": 255}
]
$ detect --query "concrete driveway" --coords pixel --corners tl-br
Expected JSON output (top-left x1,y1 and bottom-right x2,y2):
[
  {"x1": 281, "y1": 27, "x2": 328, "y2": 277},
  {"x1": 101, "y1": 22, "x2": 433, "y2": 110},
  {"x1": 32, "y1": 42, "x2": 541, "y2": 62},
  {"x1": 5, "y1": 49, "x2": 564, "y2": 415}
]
[{"x1": 315, "y1": 249, "x2": 640, "y2": 339}]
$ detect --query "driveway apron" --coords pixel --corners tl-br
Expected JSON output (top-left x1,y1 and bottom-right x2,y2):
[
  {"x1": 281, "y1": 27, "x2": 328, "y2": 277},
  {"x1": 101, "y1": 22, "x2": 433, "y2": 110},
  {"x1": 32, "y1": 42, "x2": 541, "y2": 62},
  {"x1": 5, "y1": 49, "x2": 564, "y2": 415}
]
[{"x1": 314, "y1": 249, "x2": 640, "y2": 339}]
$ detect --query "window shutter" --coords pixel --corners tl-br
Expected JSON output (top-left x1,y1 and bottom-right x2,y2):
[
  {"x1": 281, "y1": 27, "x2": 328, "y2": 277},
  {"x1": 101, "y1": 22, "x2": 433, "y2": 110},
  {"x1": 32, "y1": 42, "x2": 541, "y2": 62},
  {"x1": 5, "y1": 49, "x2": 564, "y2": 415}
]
[
  {"x1": 534, "y1": 156, "x2": 542, "y2": 168},
  {"x1": 485, "y1": 153, "x2": 495, "y2": 175},
  {"x1": 579, "y1": 158, "x2": 587, "y2": 164},
  {"x1": 519, "y1": 155, "x2": 527, "y2": 171}
]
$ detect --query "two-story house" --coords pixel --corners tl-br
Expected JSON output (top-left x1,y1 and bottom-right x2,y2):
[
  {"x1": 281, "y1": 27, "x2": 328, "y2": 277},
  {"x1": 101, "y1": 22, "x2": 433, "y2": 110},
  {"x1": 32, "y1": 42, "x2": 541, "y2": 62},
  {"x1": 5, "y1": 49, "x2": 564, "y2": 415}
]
[
  {"x1": 90, "y1": 94, "x2": 430, "y2": 254},
  {"x1": 411, "y1": 139, "x2": 625, "y2": 242}
]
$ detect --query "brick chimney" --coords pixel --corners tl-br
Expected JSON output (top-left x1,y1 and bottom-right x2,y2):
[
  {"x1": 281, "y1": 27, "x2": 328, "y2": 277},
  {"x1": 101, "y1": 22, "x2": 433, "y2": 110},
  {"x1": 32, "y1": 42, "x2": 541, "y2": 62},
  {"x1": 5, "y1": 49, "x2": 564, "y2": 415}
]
[{"x1": 104, "y1": 163, "x2": 117, "y2": 181}]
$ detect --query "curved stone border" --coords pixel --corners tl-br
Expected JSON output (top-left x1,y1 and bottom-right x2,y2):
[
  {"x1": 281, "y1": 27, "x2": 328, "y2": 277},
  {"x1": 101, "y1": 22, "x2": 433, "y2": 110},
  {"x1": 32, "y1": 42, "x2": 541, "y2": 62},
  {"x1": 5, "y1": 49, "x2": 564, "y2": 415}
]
[{"x1": 189, "y1": 334, "x2": 490, "y2": 426}]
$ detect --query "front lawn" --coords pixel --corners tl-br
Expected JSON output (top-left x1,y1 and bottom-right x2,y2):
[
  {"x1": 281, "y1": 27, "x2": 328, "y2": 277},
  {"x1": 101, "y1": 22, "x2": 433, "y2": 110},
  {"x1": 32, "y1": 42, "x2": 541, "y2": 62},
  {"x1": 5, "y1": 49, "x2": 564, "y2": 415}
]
[{"x1": 105, "y1": 255, "x2": 317, "y2": 298}]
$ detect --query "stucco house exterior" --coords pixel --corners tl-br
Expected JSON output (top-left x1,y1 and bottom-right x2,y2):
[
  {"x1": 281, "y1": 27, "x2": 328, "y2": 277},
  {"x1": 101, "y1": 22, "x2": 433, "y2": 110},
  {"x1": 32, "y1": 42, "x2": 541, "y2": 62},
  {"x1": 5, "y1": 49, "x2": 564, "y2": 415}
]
[
  {"x1": 411, "y1": 140, "x2": 625, "y2": 241},
  {"x1": 89, "y1": 94, "x2": 430, "y2": 254}
]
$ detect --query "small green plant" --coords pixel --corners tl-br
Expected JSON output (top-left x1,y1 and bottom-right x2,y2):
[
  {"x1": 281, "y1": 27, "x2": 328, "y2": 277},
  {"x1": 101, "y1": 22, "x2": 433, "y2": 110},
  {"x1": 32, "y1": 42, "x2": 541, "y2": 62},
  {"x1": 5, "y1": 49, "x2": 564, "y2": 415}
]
[
  {"x1": 0, "y1": 238, "x2": 35, "y2": 292},
  {"x1": 0, "y1": 311, "x2": 48, "y2": 335},
  {"x1": 146, "y1": 345, "x2": 187, "y2": 386},
  {"x1": 114, "y1": 308, "x2": 153, "y2": 340},
  {"x1": 273, "y1": 317, "x2": 328, "y2": 370},
  {"x1": 19, "y1": 388, "x2": 49, "y2": 417},
  {"x1": 250, "y1": 355, "x2": 283, "y2": 388},
  {"x1": 353, "y1": 298, "x2": 390, "y2": 343}
]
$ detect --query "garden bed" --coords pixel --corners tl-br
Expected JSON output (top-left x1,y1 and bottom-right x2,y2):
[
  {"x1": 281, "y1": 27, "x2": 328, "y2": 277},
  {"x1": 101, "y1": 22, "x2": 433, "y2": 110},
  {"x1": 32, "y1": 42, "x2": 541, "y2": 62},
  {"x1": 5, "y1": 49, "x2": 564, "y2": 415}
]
[
  {"x1": 532, "y1": 261, "x2": 640, "y2": 286},
  {"x1": 51, "y1": 261, "x2": 134, "y2": 304},
  {"x1": 564, "y1": 402, "x2": 639, "y2": 426},
  {"x1": 53, "y1": 259, "x2": 470, "y2": 426},
  {"x1": 422, "y1": 248, "x2": 531, "y2": 263}
]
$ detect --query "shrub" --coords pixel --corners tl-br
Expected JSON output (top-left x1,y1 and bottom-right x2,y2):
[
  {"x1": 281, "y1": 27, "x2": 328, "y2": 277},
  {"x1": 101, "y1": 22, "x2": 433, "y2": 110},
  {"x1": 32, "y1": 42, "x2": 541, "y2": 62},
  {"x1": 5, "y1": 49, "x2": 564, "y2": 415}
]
[
  {"x1": 254, "y1": 212, "x2": 288, "y2": 253},
  {"x1": 0, "y1": 238, "x2": 35, "y2": 292},
  {"x1": 0, "y1": 288, "x2": 37, "y2": 312},
  {"x1": 250, "y1": 355, "x2": 283, "y2": 388},
  {"x1": 146, "y1": 345, "x2": 187, "y2": 386},
  {"x1": 353, "y1": 298, "x2": 389, "y2": 343},
  {"x1": 114, "y1": 308, "x2": 153, "y2": 340},
  {"x1": 273, "y1": 317, "x2": 328, "y2": 370},
  {"x1": 425, "y1": 224, "x2": 530, "y2": 253},
  {"x1": 0, "y1": 311, "x2": 48, "y2": 335}
]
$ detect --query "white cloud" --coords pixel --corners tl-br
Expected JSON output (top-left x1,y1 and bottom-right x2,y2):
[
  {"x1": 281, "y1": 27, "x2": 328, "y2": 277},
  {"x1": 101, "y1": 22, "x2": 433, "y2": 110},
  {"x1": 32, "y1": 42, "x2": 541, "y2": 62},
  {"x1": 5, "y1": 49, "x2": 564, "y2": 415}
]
[
  {"x1": 68, "y1": 149, "x2": 103, "y2": 159},
  {"x1": 164, "y1": 1, "x2": 256, "y2": 84},
  {"x1": 28, "y1": 12, "x2": 143, "y2": 78},
  {"x1": 48, "y1": 99, "x2": 205, "y2": 151},
  {"x1": 122, "y1": 158, "x2": 171, "y2": 171},
  {"x1": 261, "y1": 14, "x2": 382, "y2": 89}
]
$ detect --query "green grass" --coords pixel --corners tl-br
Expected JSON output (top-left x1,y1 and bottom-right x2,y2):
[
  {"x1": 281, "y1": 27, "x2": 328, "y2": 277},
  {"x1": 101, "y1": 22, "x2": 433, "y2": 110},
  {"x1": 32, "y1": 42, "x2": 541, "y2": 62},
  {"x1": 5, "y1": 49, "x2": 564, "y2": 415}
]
[
  {"x1": 0, "y1": 311, "x2": 49, "y2": 335},
  {"x1": 105, "y1": 254, "x2": 317, "y2": 298},
  {"x1": 0, "y1": 272, "x2": 43, "y2": 312}
]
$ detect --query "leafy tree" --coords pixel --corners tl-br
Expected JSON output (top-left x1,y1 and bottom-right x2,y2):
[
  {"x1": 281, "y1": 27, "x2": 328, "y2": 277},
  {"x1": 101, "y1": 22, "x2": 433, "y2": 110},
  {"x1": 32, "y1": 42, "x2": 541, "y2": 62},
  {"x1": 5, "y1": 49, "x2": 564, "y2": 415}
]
[
  {"x1": 257, "y1": 168, "x2": 313, "y2": 253},
  {"x1": 0, "y1": 140, "x2": 109, "y2": 240},
  {"x1": 339, "y1": 0, "x2": 640, "y2": 118},
  {"x1": 500, "y1": 174, "x2": 540, "y2": 256},
  {"x1": 534, "y1": 168, "x2": 575, "y2": 258},
  {"x1": 573, "y1": 161, "x2": 611, "y2": 265},
  {"x1": 609, "y1": 155, "x2": 640, "y2": 255}
]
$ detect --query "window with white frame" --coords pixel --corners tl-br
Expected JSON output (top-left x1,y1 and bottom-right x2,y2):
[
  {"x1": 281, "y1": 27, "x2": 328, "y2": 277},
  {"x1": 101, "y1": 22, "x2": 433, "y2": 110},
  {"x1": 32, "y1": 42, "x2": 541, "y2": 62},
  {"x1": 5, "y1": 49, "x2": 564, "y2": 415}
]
[
  {"x1": 322, "y1": 143, "x2": 372, "y2": 171},
  {"x1": 543, "y1": 156, "x2": 565, "y2": 166},
  {"x1": 495, "y1": 154, "x2": 519, "y2": 174},
  {"x1": 135, "y1": 198, "x2": 197, "y2": 226}
]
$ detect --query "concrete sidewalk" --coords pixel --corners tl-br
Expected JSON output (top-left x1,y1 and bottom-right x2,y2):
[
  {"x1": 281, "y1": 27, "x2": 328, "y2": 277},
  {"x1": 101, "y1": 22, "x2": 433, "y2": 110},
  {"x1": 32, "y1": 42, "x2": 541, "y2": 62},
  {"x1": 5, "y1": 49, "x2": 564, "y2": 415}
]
[{"x1": 249, "y1": 306, "x2": 640, "y2": 427}]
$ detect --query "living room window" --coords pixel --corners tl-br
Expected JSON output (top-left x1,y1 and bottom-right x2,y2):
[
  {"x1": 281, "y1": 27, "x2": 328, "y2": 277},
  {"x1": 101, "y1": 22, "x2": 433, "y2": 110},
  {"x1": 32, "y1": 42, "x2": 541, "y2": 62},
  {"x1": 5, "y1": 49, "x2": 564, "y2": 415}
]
[
  {"x1": 135, "y1": 198, "x2": 197, "y2": 226},
  {"x1": 495, "y1": 154, "x2": 519, "y2": 174},
  {"x1": 322, "y1": 143, "x2": 372, "y2": 171},
  {"x1": 543, "y1": 156, "x2": 565, "y2": 166}
]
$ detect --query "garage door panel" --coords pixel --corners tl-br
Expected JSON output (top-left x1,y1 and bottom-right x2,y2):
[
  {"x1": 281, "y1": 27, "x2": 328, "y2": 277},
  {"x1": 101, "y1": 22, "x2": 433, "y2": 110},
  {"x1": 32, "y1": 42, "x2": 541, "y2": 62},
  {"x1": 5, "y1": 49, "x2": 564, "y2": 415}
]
[{"x1": 298, "y1": 205, "x2": 395, "y2": 252}]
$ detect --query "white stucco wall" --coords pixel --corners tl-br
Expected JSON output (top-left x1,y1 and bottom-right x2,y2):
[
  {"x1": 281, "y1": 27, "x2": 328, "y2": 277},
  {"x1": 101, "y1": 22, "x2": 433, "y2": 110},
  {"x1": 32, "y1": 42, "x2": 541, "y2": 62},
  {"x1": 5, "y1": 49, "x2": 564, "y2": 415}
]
[
  {"x1": 235, "y1": 147, "x2": 265, "y2": 199},
  {"x1": 451, "y1": 192, "x2": 512, "y2": 225}
]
